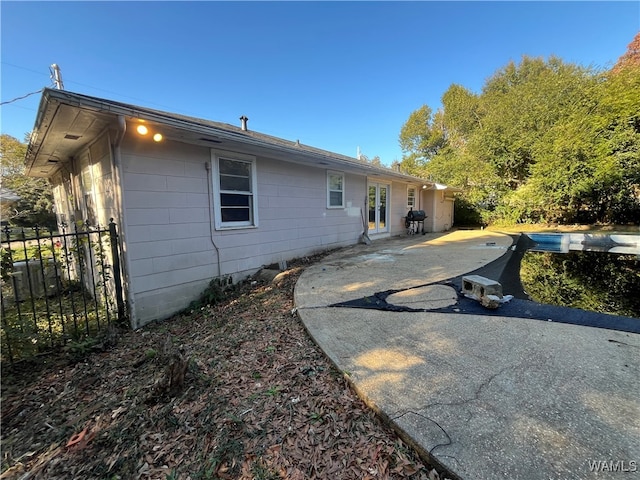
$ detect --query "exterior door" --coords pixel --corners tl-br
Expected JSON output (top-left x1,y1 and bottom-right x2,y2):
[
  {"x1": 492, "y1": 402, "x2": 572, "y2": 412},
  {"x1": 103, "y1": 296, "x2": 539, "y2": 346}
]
[{"x1": 368, "y1": 183, "x2": 389, "y2": 234}]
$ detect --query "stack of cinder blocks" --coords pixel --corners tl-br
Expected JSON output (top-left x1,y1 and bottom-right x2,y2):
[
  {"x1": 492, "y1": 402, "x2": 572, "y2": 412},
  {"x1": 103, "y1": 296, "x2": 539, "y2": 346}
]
[{"x1": 462, "y1": 275, "x2": 503, "y2": 309}]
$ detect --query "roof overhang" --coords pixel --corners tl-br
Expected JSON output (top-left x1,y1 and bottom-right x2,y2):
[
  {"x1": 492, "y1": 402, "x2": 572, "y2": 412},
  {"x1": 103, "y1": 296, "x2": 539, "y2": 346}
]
[
  {"x1": 26, "y1": 89, "x2": 119, "y2": 177},
  {"x1": 25, "y1": 88, "x2": 443, "y2": 188},
  {"x1": 428, "y1": 182, "x2": 463, "y2": 193}
]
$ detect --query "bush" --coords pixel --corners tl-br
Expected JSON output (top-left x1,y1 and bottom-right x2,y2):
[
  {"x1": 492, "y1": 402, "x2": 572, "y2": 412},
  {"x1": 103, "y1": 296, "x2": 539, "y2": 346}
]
[{"x1": 453, "y1": 197, "x2": 483, "y2": 226}]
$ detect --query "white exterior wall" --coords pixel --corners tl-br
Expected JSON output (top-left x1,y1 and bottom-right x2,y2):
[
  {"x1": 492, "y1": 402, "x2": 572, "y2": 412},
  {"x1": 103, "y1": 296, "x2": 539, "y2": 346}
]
[
  {"x1": 389, "y1": 181, "x2": 412, "y2": 235},
  {"x1": 88, "y1": 134, "x2": 117, "y2": 226},
  {"x1": 216, "y1": 159, "x2": 365, "y2": 274},
  {"x1": 427, "y1": 190, "x2": 455, "y2": 232},
  {"x1": 120, "y1": 138, "x2": 214, "y2": 326},
  {"x1": 119, "y1": 137, "x2": 368, "y2": 327},
  {"x1": 50, "y1": 132, "x2": 116, "y2": 228},
  {"x1": 51, "y1": 172, "x2": 73, "y2": 226},
  {"x1": 423, "y1": 190, "x2": 436, "y2": 233},
  {"x1": 51, "y1": 132, "x2": 456, "y2": 328}
]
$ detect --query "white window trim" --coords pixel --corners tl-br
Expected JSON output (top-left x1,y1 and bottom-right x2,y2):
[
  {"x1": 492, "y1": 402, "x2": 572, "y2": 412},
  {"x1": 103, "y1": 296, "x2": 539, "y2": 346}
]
[
  {"x1": 327, "y1": 170, "x2": 345, "y2": 209},
  {"x1": 407, "y1": 185, "x2": 417, "y2": 209},
  {"x1": 211, "y1": 149, "x2": 258, "y2": 230}
]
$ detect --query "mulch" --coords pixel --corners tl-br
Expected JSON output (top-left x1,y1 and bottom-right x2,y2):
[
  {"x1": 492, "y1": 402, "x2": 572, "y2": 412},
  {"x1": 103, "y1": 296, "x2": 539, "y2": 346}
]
[{"x1": 1, "y1": 255, "x2": 451, "y2": 480}]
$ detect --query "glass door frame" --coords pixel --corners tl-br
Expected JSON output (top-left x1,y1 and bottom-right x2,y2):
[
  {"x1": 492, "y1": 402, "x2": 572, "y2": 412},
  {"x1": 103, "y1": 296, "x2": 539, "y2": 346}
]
[{"x1": 368, "y1": 182, "x2": 390, "y2": 234}]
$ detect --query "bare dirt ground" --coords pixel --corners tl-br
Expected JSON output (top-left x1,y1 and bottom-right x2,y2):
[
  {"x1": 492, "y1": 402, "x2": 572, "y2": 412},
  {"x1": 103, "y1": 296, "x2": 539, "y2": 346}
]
[{"x1": 1, "y1": 254, "x2": 450, "y2": 480}]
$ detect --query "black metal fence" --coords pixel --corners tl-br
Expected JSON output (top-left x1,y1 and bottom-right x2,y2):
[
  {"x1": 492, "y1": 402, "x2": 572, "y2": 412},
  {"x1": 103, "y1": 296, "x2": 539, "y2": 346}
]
[{"x1": 0, "y1": 219, "x2": 125, "y2": 364}]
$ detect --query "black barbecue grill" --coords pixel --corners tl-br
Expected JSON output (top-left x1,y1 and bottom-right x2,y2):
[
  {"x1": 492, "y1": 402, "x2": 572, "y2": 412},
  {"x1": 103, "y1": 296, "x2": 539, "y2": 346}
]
[{"x1": 405, "y1": 209, "x2": 427, "y2": 235}]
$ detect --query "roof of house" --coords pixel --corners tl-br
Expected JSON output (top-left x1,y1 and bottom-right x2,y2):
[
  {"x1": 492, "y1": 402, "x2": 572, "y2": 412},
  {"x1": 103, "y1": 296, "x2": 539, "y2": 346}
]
[{"x1": 25, "y1": 88, "x2": 460, "y2": 192}]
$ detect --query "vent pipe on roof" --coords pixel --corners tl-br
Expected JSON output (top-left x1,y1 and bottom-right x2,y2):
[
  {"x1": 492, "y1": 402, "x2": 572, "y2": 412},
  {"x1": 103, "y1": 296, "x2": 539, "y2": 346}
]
[
  {"x1": 240, "y1": 115, "x2": 248, "y2": 131},
  {"x1": 50, "y1": 64, "x2": 64, "y2": 90}
]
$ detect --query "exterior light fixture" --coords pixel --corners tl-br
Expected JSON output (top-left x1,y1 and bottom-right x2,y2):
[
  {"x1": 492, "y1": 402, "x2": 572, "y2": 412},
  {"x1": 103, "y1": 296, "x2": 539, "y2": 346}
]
[
  {"x1": 136, "y1": 125, "x2": 148, "y2": 135},
  {"x1": 153, "y1": 133, "x2": 163, "y2": 142}
]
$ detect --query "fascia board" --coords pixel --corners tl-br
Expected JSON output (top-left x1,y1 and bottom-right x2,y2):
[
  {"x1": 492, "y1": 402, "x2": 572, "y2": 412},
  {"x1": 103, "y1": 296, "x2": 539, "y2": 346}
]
[{"x1": 35, "y1": 89, "x2": 432, "y2": 185}]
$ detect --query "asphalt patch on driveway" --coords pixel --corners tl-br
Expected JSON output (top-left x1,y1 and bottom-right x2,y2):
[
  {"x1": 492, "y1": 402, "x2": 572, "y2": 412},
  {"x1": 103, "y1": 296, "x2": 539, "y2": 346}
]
[
  {"x1": 331, "y1": 283, "x2": 640, "y2": 334},
  {"x1": 331, "y1": 234, "x2": 640, "y2": 334}
]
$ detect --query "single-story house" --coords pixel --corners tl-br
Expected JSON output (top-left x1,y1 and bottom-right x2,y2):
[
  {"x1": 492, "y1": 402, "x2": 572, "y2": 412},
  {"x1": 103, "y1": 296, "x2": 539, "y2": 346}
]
[{"x1": 25, "y1": 88, "x2": 459, "y2": 328}]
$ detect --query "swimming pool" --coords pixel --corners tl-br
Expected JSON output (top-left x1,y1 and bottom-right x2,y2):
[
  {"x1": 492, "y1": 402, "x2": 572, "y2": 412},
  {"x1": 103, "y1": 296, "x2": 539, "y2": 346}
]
[{"x1": 520, "y1": 233, "x2": 640, "y2": 318}]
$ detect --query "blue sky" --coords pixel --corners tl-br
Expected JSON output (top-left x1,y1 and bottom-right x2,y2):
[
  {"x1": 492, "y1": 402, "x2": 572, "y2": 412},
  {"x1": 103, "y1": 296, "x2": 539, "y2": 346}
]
[{"x1": 1, "y1": 1, "x2": 638, "y2": 165}]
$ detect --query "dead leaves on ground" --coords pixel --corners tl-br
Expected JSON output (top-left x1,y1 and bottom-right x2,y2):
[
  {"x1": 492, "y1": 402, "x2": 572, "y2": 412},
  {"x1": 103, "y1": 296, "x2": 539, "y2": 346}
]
[{"x1": 1, "y1": 261, "x2": 451, "y2": 479}]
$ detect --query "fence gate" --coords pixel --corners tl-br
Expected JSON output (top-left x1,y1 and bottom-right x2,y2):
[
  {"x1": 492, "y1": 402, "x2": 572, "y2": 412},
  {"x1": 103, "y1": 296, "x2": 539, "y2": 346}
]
[{"x1": 1, "y1": 219, "x2": 126, "y2": 365}]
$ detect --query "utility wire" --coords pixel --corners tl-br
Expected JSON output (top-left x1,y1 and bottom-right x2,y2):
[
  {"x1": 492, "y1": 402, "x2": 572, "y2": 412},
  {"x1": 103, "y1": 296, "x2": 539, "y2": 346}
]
[
  {"x1": 0, "y1": 89, "x2": 45, "y2": 105},
  {"x1": 4, "y1": 60, "x2": 178, "y2": 111},
  {"x1": 2, "y1": 61, "x2": 205, "y2": 122}
]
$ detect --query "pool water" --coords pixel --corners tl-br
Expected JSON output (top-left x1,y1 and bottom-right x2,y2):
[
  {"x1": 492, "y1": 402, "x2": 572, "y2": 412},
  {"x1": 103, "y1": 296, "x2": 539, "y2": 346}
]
[{"x1": 519, "y1": 233, "x2": 640, "y2": 318}]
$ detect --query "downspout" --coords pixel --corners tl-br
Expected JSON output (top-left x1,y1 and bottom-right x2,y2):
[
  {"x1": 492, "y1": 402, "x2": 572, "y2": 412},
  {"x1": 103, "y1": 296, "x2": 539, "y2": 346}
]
[
  {"x1": 112, "y1": 115, "x2": 137, "y2": 328},
  {"x1": 360, "y1": 178, "x2": 371, "y2": 244},
  {"x1": 205, "y1": 162, "x2": 223, "y2": 278},
  {"x1": 432, "y1": 190, "x2": 437, "y2": 233}
]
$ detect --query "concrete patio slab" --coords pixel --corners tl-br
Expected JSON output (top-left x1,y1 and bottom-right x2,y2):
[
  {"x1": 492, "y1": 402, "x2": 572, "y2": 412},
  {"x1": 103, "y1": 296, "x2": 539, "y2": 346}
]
[{"x1": 294, "y1": 230, "x2": 640, "y2": 480}]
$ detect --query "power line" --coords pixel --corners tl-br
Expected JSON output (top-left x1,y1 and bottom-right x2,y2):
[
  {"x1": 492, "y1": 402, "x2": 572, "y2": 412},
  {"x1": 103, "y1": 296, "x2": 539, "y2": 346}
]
[
  {"x1": 1, "y1": 61, "x2": 49, "y2": 77},
  {"x1": 1, "y1": 61, "x2": 214, "y2": 123},
  {"x1": 0, "y1": 89, "x2": 44, "y2": 106}
]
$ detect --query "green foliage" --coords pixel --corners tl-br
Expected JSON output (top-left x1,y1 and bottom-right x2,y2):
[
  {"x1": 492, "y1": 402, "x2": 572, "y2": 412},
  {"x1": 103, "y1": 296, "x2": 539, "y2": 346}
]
[
  {"x1": 1, "y1": 134, "x2": 56, "y2": 229},
  {"x1": 1, "y1": 225, "x2": 120, "y2": 363},
  {"x1": 441, "y1": 84, "x2": 482, "y2": 145},
  {"x1": 145, "y1": 348, "x2": 158, "y2": 359},
  {"x1": 189, "y1": 276, "x2": 235, "y2": 310},
  {"x1": 399, "y1": 105, "x2": 446, "y2": 164},
  {"x1": 398, "y1": 44, "x2": 640, "y2": 226},
  {"x1": 264, "y1": 386, "x2": 280, "y2": 397},
  {"x1": 64, "y1": 336, "x2": 101, "y2": 360},
  {"x1": 520, "y1": 251, "x2": 640, "y2": 317},
  {"x1": 453, "y1": 197, "x2": 483, "y2": 226},
  {"x1": 0, "y1": 247, "x2": 13, "y2": 282}
]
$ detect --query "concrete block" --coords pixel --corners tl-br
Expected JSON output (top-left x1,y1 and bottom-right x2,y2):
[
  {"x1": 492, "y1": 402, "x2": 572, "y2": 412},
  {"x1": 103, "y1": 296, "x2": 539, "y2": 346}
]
[
  {"x1": 462, "y1": 275, "x2": 503, "y2": 299},
  {"x1": 480, "y1": 294, "x2": 502, "y2": 309}
]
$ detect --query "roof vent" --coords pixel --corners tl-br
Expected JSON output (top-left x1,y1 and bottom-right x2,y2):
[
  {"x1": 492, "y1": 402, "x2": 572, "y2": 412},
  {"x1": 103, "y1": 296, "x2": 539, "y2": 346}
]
[
  {"x1": 240, "y1": 115, "x2": 248, "y2": 131},
  {"x1": 64, "y1": 134, "x2": 81, "y2": 140},
  {"x1": 198, "y1": 137, "x2": 222, "y2": 144}
]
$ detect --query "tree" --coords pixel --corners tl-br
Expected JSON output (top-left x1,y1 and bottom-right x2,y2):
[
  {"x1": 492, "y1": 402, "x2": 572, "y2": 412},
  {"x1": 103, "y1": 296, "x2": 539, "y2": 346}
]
[
  {"x1": 585, "y1": 63, "x2": 640, "y2": 222},
  {"x1": 397, "y1": 36, "x2": 640, "y2": 226},
  {"x1": 358, "y1": 152, "x2": 383, "y2": 167},
  {"x1": 369, "y1": 155, "x2": 382, "y2": 167},
  {"x1": 474, "y1": 56, "x2": 593, "y2": 190},
  {"x1": 399, "y1": 105, "x2": 446, "y2": 168},
  {"x1": 612, "y1": 31, "x2": 640, "y2": 73},
  {"x1": 0, "y1": 134, "x2": 56, "y2": 228},
  {"x1": 441, "y1": 84, "x2": 481, "y2": 147}
]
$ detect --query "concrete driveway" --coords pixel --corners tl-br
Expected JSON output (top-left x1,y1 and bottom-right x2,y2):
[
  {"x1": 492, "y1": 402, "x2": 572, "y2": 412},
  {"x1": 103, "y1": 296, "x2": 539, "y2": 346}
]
[{"x1": 294, "y1": 230, "x2": 640, "y2": 480}]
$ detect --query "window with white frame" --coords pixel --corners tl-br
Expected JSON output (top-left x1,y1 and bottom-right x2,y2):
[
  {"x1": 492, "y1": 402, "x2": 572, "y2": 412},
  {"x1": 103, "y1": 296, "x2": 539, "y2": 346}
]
[
  {"x1": 407, "y1": 186, "x2": 416, "y2": 209},
  {"x1": 211, "y1": 151, "x2": 258, "y2": 229},
  {"x1": 327, "y1": 171, "x2": 345, "y2": 208}
]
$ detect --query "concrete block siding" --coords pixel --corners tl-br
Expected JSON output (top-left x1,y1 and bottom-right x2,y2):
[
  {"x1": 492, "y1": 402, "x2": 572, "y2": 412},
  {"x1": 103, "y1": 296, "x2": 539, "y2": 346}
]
[
  {"x1": 50, "y1": 133, "x2": 452, "y2": 329},
  {"x1": 28, "y1": 89, "x2": 458, "y2": 332},
  {"x1": 120, "y1": 138, "x2": 377, "y2": 326}
]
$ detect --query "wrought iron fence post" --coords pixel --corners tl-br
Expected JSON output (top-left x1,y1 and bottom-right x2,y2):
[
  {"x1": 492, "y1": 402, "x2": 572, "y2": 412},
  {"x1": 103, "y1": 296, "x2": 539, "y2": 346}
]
[
  {"x1": 1, "y1": 220, "x2": 128, "y2": 364},
  {"x1": 109, "y1": 219, "x2": 125, "y2": 322},
  {"x1": 1, "y1": 224, "x2": 15, "y2": 363}
]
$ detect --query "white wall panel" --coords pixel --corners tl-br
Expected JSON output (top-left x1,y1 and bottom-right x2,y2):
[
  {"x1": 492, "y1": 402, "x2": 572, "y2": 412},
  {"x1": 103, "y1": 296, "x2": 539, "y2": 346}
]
[
  {"x1": 119, "y1": 138, "x2": 420, "y2": 327},
  {"x1": 124, "y1": 173, "x2": 168, "y2": 192},
  {"x1": 127, "y1": 208, "x2": 170, "y2": 225}
]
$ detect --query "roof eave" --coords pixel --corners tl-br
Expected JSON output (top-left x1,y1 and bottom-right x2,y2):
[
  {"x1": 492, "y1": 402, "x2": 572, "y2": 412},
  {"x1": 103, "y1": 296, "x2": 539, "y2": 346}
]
[{"x1": 27, "y1": 89, "x2": 438, "y2": 186}]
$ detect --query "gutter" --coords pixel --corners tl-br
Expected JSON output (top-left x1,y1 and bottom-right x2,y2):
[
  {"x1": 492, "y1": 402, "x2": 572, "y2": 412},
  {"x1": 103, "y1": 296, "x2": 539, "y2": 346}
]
[
  {"x1": 111, "y1": 115, "x2": 138, "y2": 329},
  {"x1": 38, "y1": 88, "x2": 431, "y2": 185}
]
